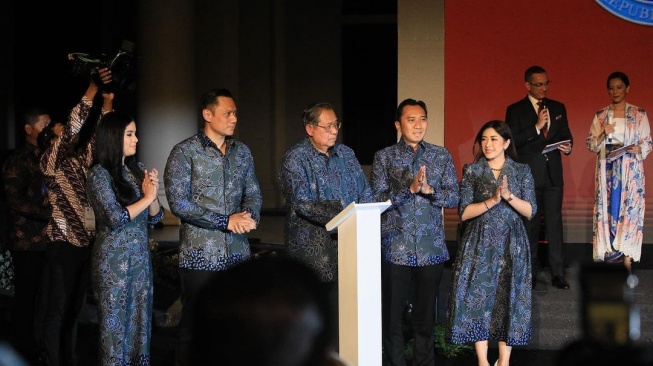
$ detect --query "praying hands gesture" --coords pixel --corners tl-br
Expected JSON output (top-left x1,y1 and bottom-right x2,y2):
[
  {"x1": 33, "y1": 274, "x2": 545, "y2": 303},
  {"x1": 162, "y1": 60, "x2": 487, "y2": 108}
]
[
  {"x1": 142, "y1": 169, "x2": 159, "y2": 202},
  {"x1": 497, "y1": 175, "x2": 532, "y2": 218},
  {"x1": 410, "y1": 165, "x2": 434, "y2": 195},
  {"x1": 498, "y1": 175, "x2": 511, "y2": 202}
]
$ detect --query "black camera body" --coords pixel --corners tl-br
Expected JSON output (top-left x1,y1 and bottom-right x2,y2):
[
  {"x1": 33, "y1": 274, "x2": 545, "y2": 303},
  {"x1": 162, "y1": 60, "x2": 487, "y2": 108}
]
[{"x1": 67, "y1": 49, "x2": 140, "y2": 93}]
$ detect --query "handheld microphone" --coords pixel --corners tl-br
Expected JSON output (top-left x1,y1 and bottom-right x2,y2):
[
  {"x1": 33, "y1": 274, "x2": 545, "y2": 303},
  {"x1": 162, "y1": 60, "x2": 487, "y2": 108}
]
[
  {"x1": 607, "y1": 109, "x2": 614, "y2": 144},
  {"x1": 541, "y1": 98, "x2": 549, "y2": 128}
]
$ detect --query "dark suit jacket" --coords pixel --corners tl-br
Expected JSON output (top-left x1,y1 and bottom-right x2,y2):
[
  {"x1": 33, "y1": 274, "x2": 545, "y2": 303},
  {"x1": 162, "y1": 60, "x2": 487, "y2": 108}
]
[{"x1": 505, "y1": 96, "x2": 573, "y2": 187}]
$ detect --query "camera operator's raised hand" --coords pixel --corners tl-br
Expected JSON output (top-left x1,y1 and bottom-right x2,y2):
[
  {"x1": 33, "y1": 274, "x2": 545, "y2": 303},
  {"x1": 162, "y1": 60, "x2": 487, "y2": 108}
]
[
  {"x1": 85, "y1": 67, "x2": 112, "y2": 101},
  {"x1": 100, "y1": 70, "x2": 115, "y2": 112}
]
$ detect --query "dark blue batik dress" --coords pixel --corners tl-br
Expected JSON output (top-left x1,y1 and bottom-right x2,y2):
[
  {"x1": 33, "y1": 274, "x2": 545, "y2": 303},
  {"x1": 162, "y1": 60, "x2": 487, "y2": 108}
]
[
  {"x1": 447, "y1": 157, "x2": 535, "y2": 346},
  {"x1": 86, "y1": 163, "x2": 163, "y2": 365}
]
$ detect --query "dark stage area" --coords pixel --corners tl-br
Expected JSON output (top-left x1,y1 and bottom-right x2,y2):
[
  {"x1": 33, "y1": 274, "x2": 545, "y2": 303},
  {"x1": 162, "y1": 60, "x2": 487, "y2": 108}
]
[{"x1": 2, "y1": 234, "x2": 653, "y2": 365}]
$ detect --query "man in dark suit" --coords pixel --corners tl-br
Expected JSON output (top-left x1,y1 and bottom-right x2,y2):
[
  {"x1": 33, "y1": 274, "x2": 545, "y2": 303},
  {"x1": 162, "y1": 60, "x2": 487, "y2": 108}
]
[{"x1": 505, "y1": 65, "x2": 573, "y2": 290}]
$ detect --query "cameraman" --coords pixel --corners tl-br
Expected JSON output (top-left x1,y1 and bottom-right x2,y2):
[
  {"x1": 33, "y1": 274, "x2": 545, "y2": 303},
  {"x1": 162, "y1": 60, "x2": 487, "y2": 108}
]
[{"x1": 39, "y1": 68, "x2": 112, "y2": 366}]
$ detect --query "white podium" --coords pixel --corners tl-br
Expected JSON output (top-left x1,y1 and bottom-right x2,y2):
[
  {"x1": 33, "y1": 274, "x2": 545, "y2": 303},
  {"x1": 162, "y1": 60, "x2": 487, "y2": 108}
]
[{"x1": 326, "y1": 200, "x2": 391, "y2": 366}]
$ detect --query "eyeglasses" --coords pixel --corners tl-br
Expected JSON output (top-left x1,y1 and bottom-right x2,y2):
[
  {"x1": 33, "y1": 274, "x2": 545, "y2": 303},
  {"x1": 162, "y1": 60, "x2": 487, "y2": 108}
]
[
  {"x1": 313, "y1": 122, "x2": 342, "y2": 132},
  {"x1": 528, "y1": 81, "x2": 551, "y2": 88}
]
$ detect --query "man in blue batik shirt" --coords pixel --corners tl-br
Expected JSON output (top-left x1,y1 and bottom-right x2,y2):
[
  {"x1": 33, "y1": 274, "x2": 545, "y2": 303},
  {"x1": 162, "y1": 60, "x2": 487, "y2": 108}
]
[
  {"x1": 278, "y1": 102, "x2": 374, "y2": 346},
  {"x1": 371, "y1": 98, "x2": 459, "y2": 366},
  {"x1": 164, "y1": 88, "x2": 262, "y2": 366}
]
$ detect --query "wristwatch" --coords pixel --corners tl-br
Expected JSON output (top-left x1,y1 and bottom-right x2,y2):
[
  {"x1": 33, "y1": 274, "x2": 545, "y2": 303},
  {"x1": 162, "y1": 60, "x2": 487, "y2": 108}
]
[{"x1": 508, "y1": 193, "x2": 515, "y2": 202}]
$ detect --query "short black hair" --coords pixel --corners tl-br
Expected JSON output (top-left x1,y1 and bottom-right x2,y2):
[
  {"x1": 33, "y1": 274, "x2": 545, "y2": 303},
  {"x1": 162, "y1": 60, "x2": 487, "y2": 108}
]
[
  {"x1": 524, "y1": 65, "x2": 547, "y2": 82},
  {"x1": 200, "y1": 88, "x2": 234, "y2": 112},
  {"x1": 395, "y1": 98, "x2": 427, "y2": 122}
]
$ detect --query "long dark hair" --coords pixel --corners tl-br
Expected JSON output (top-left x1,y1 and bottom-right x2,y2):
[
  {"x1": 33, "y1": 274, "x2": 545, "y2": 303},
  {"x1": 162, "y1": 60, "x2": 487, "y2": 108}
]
[
  {"x1": 472, "y1": 120, "x2": 518, "y2": 162},
  {"x1": 94, "y1": 111, "x2": 144, "y2": 206}
]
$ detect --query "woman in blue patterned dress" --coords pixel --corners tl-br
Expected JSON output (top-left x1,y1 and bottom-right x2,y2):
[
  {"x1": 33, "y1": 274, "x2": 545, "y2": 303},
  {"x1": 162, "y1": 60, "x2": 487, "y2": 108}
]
[
  {"x1": 86, "y1": 111, "x2": 163, "y2": 366},
  {"x1": 447, "y1": 120, "x2": 536, "y2": 366}
]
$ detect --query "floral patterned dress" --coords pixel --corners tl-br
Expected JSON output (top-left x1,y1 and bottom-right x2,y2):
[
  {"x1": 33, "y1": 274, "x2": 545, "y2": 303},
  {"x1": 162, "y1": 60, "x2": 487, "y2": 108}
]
[
  {"x1": 86, "y1": 163, "x2": 163, "y2": 366},
  {"x1": 586, "y1": 104, "x2": 652, "y2": 262},
  {"x1": 447, "y1": 157, "x2": 536, "y2": 346}
]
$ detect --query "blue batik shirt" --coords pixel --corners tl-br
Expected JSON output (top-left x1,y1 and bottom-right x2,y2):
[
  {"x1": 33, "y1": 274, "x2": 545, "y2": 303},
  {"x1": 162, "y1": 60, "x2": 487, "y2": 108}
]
[
  {"x1": 279, "y1": 138, "x2": 374, "y2": 282},
  {"x1": 164, "y1": 131, "x2": 262, "y2": 271},
  {"x1": 371, "y1": 139, "x2": 459, "y2": 266}
]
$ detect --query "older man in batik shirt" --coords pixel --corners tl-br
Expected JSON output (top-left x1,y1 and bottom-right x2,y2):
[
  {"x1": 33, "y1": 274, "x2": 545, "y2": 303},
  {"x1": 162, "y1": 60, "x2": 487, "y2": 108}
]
[{"x1": 278, "y1": 102, "x2": 375, "y2": 346}]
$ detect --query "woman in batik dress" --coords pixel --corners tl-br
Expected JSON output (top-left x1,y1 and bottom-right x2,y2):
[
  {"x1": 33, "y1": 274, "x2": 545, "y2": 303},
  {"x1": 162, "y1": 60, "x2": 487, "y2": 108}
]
[
  {"x1": 447, "y1": 120, "x2": 536, "y2": 366},
  {"x1": 86, "y1": 111, "x2": 163, "y2": 365}
]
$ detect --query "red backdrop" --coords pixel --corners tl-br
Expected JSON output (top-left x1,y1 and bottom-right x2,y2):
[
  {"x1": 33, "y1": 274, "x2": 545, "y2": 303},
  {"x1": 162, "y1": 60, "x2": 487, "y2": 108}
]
[{"x1": 444, "y1": 1, "x2": 653, "y2": 242}]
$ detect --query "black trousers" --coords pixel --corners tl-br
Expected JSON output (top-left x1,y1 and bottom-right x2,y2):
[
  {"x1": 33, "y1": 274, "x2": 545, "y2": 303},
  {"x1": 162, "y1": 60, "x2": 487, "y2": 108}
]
[
  {"x1": 382, "y1": 262, "x2": 444, "y2": 366},
  {"x1": 9, "y1": 249, "x2": 46, "y2": 362},
  {"x1": 41, "y1": 242, "x2": 90, "y2": 366},
  {"x1": 319, "y1": 280, "x2": 339, "y2": 349},
  {"x1": 176, "y1": 268, "x2": 216, "y2": 366},
  {"x1": 529, "y1": 177, "x2": 565, "y2": 279}
]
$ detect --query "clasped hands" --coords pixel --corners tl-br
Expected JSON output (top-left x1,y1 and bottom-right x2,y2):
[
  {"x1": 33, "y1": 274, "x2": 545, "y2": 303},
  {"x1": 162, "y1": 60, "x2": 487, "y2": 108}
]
[
  {"x1": 491, "y1": 175, "x2": 512, "y2": 204},
  {"x1": 410, "y1": 165, "x2": 433, "y2": 195},
  {"x1": 142, "y1": 169, "x2": 159, "y2": 202},
  {"x1": 228, "y1": 211, "x2": 257, "y2": 234}
]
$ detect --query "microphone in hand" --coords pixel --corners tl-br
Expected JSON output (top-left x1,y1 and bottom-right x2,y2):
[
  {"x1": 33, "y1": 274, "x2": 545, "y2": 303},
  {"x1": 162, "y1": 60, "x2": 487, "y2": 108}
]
[
  {"x1": 606, "y1": 109, "x2": 614, "y2": 144},
  {"x1": 541, "y1": 98, "x2": 549, "y2": 124}
]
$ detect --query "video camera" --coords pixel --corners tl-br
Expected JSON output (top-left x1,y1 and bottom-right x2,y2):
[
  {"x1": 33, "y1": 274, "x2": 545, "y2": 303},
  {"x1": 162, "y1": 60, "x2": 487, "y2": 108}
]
[{"x1": 67, "y1": 41, "x2": 140, "y2": 94}]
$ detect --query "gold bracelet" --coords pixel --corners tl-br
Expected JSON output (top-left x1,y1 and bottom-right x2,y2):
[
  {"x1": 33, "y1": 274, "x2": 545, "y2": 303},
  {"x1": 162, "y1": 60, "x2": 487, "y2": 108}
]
[{"x1": 484, "y1": 201, "x2": 489, "y2": 211}]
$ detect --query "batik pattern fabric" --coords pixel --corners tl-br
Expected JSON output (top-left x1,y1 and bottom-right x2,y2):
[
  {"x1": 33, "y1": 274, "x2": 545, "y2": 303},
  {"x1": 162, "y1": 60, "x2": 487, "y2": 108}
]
[
  {"x1": 86, "y1": 163, "x2": 164, "y2": 366},
  {"x1": 586, "y1": 104, "x2": 652, "y2": 262},
  {"x1": 279, "y1": 138, "x2": 374, "y2": 282},
  {"x1": 370, "y1": 139, "x2": 459, "y2": 266},
  {"x1": 0, "y1": 249, "x2": 13, "y2": 290},
  {"x1": 2, "y1": 142, "x2": 50, "y2": 251},
  {"x1": 164, "y1": 132, "x2": 262, "y2": 271},
  {"x1": 40, "y1": 96, "x2": 102, "y2": 248},
  {"x1": 447, "y1": 157, "x2": 536, "y2": 346}
]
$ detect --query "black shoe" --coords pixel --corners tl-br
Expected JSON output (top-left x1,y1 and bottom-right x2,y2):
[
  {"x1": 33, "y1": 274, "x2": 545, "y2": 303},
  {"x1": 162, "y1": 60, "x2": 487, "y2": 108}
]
[{"x1": 552, "y1": 276, "x2": 570, "y2": 290}]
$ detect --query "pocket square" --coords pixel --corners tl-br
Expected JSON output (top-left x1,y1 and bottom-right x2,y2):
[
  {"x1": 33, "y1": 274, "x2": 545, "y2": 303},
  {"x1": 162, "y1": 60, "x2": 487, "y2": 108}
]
[{"x1": 555, "y1": 115, "x2": 563, "y2": 120}]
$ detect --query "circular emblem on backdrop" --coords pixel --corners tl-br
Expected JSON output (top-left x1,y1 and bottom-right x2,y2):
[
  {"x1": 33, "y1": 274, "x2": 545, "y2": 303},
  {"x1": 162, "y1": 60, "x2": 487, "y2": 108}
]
[{"x1": 596, "y1": 0, "x2": 653, "y2": 25}]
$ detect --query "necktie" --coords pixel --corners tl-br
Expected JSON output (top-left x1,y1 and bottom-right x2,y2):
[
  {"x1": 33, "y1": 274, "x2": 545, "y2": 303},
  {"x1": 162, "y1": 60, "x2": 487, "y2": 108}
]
[{"x1": 537, "y1": 101, "x2": 548, "y2": 138}]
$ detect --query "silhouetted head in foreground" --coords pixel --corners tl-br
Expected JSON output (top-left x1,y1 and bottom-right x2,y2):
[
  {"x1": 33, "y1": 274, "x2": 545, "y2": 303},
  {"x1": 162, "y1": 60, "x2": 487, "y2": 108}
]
[{"x1": 190, "y1": 255, "x2": 338, "y2": 366}]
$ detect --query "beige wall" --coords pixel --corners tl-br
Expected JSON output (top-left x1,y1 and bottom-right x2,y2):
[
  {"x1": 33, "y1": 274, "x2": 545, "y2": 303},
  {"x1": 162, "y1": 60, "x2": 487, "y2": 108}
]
[{"x1": 398, "y1": 0, "x2": 444, "y2": 147}]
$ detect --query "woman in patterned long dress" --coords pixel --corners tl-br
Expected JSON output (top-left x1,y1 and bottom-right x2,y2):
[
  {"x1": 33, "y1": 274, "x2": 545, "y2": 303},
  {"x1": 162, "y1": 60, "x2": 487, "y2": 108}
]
[
  {"x1": 86, "y1": 111, "x2": 163, "y2": 366},
  {"x1": 447, "y1": 120, "x2": 536, "y2": 366},
  {"x1": 586, "y1": 71, "x2": 652, "y2": 272}
]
